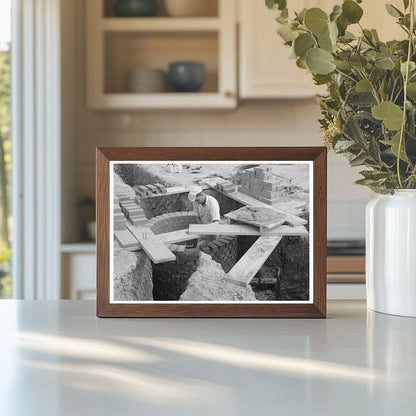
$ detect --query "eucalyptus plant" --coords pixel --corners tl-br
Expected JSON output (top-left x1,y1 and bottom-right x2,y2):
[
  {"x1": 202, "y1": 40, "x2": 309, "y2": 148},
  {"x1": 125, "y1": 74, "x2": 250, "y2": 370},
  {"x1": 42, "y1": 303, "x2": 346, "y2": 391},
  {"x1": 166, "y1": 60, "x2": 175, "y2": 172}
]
[{"x1": 266, "y1": 0, "x2": 416, "y2": 193}]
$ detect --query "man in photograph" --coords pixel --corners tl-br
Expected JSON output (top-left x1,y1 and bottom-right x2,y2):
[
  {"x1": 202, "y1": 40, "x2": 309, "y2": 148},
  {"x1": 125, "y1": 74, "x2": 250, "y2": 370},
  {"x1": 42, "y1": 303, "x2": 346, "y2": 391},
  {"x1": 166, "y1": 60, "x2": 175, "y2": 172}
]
[{"x1": 188, "y1": 186, "x2": 220, "y2": 224}]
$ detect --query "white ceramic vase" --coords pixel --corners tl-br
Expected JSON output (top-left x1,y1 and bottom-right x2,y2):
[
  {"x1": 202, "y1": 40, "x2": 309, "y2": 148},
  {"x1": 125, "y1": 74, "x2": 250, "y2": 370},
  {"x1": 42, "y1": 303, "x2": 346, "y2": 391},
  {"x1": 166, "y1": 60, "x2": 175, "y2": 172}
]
[{"x1": 366, "y1": 190, "x2": 416, "y2": 317}]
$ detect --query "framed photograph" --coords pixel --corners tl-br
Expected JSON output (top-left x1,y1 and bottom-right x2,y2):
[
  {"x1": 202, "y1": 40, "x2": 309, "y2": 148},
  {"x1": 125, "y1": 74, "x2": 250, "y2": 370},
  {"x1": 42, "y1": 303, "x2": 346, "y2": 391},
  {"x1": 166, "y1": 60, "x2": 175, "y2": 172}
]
[{"x1": 96, "y1": 147, "x2": 327, "y2": 318}]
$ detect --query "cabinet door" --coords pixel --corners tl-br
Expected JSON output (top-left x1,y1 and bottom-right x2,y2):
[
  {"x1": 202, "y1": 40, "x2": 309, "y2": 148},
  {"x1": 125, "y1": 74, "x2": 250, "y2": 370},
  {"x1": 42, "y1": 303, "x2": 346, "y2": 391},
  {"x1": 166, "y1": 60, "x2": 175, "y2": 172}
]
[
  {"x1": 239, "y1": 0, "x2": 321, "y2": 99},
  {"x1": 239, "y1": 0, "x2": 405, "y2": 99}
]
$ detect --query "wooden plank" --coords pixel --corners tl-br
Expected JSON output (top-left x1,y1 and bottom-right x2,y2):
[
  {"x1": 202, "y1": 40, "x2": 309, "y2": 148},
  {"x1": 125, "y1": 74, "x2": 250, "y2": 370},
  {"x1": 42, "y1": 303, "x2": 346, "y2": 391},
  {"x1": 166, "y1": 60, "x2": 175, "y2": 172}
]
[
  {"x1": 224, "y1": 236, "x2": 283, "y2": 287},
  {"x1": 127, "y1": 224, "x2": 176, "y2": 264},
  {"x1": 158, "y1": 229, "x2": 198, "y2": 245},
  {"x1": 144, "y1": 184, "x2": 209, "y2": 198},
  {"x1": 225, "y1": 207, "x2": 288, "y2": 231},
  {"x1": 188, "y1": 223, "x2": 308, "y2": 236},
  {"x1": 114, "y1": 229, "x2": 140, "y2": 249},
  {"x1": 206, "y1": 183, "x2": 307, "y2": 226}
]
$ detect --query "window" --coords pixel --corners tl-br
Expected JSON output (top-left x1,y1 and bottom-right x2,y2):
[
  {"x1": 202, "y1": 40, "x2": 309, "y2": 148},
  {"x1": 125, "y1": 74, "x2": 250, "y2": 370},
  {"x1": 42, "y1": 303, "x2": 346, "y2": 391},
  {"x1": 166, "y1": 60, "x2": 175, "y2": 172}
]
[{"x1": 0, "y1": 0, "x2": 11, "y2": 298}]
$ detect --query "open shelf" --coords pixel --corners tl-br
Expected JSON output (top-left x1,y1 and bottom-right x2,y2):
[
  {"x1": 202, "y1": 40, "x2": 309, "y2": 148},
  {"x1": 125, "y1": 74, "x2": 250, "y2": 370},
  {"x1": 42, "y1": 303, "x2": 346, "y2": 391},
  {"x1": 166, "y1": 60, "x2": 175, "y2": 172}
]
[
  {"x1": 103, "y1": 0, "x2": 219, "y2": 18},
  {"x1": 86, "y1": 0, "x2": 236, "y2": 109},
  {"x1": 104, "y1": 31, "x2": 219, "y2": 94},
  {"x1": 101, "y1": 17, "x2": 221, "y2": 32}
]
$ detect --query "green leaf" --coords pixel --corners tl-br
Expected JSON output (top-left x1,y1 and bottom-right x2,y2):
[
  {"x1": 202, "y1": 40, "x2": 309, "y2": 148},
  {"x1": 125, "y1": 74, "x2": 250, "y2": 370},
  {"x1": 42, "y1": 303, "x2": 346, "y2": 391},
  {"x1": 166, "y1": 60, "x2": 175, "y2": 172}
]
[
  {"x1": 342, "y1": 0, "x2": 363, "y2": 24},
  {"x1": 266, "y1": 0, "x2": 287, "y2": 11},
  {"x1": 336, "y1": 15, "x2": 348, "y2": 36},
  {"x1": 350, "y1": 152, "x2": 368, "y2": 167},
  {"x1": 369, "y1": 136, "x2": 381, "y2": 162},
  {"x1": 296, "y1": 57, "x2": 307, "y2": 69},
  {"x1": 403, "y1": 0, "x2": 410, "y2": 9},
  {"x1": 350, "y1": 53, "x2": 368, "y2": 69},
  {"x1": 356, "y1": 79, "x2": 372, "y2": 92},
  {"x1": 382, "y1": 132, "x2": 409, "y2": 162},
  {"x1": 330, "y1": 5, "x2": 343, "y2": 22},
  {"x1": 371, "y1": 29, "x2": 380, "y2": 42},
  {"x1": 313, "y1": 74, "x2": 332, "y2": 85},
  {"x1": 306, "y1": 48, "x2": 335, "y2": 75},
  {"x1": 294, "y1": 33, "x2": 315, "y2": 57},
  {"x1": 277, "y1": 23, "x2": 299, "y2": 42},
  {"x1": 355, "y1": 178, "x2": 377, "y2": 185},
  {"x1": 333, "y1": 59, "x2": 353, "y2": 70},
  {"x1": 372, "y1": 101, "x2": 403, "y2": 130},
  {"x1": 385, "y1": 4, "x2": 403, "y2": 18},
  {"x1": 407, "y1": 82, "x2": 416, "y2": 99},
  {"x1": 334, "y1": 139, "x2": 355, "y2": 152},
  {"x1": 359, "y1": 170, "x2": 391, "y2": 180},
  {"x1": 318, "y1": 31, "x2": 334, "y2": 52},
  {"x1": 375, "y1": 56, "x2": 395, "y2": 70},
  {"x1": 295, "y1": 8, "x2": 307, "y2": 22},
  {"x1": 304, "y1": 8, "x2": 329, "y2": 35}
]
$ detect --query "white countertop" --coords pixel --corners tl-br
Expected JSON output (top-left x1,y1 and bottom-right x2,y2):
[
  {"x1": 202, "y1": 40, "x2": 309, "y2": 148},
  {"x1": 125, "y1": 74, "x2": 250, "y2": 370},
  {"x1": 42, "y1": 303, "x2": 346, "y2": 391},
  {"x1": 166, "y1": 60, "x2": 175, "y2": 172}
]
[{"x1": 0, "y1": 300, "x2": 415, "y2": 415}]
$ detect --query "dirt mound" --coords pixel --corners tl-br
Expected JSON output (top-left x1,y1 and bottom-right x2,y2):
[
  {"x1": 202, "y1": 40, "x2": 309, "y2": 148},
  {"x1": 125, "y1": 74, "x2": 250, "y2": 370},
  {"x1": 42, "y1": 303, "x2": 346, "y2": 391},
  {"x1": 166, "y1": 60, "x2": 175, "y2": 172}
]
[
  {"x1": 180, "y1": 253, "x2": 257, "y2": 302},
  {"x1": 114, "y1": 171, "x2": 136, "y2": 199},
  {"x1": 114, "y1": 245, "x2": 153, "y2": 301}
]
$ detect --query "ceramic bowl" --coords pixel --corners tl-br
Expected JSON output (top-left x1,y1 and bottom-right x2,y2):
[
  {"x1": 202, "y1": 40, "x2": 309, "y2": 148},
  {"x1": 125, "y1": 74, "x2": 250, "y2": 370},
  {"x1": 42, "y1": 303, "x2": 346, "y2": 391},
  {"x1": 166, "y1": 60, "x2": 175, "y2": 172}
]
[
  {"x1": 114, "y1": 0, "x2": 158, "y2": 17},
  {"x1": 168, "y1": 62, "x2": 205, "y2": 93}
]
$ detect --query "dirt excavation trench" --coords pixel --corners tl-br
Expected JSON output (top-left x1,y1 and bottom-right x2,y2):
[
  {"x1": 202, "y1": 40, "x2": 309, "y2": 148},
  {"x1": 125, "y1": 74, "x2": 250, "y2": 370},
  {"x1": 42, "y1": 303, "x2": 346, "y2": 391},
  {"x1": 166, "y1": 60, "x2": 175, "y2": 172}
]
[{"x1": 114, "y1": 164, "x2": 310, "y2": 302}]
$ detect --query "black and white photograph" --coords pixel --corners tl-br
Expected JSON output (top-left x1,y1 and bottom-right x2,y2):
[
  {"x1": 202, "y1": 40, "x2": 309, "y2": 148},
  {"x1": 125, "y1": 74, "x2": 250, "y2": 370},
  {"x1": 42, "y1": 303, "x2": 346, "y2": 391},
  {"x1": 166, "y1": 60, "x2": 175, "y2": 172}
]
[{"x1": 110, "y1": 161, "x2": 313, "y2": 303}]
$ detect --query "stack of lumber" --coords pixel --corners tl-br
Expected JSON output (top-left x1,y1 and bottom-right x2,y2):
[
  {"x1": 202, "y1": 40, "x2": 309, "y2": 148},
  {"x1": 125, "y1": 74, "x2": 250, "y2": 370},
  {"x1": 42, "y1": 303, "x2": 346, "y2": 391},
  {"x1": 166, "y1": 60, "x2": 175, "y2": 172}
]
[
  {"x1": 239, "y1": 166, "x2": 286, "y2": 205},
  {"x1": 135, "y1": 183, "x2": 167, "y2": 198},
  {"x1": 215, "y1": 180, "x2": 237, "y2": 194}
]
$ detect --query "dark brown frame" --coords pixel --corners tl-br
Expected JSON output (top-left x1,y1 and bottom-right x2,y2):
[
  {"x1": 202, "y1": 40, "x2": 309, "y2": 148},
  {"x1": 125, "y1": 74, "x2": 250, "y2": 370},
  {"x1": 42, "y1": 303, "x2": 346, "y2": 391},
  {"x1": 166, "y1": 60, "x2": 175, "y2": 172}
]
[{"x1": 96, "y1": 147, "x2": 327, "y2": 318}]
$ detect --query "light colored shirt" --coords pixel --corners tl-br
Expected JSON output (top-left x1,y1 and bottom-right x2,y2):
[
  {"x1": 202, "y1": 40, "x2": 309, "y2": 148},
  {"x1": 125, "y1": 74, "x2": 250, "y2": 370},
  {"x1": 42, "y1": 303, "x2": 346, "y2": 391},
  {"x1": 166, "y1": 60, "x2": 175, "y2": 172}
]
[{"x1": 193, "y1": 195, "x2": 220, "y2": 224}]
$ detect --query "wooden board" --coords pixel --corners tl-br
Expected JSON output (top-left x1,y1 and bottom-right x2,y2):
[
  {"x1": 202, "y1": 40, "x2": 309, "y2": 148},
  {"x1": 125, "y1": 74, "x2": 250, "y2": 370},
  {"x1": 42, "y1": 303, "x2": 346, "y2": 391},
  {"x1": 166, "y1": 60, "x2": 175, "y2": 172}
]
[
  {"x1": 203, "y1": 181, "x2": 307, "y2": 226},
  {"x1": 225, "y1": 206, "x2": 288, "y2": 232},
  {"x1": 114, "y1": 229, "x2": 140, "y2": 250},
  {"x1": 188, "y1": 223, "x2": 308, "y2": 236},
  {"x1": 158, "y1": 229, "x2": 198, "y2": 245},
  {"x1": 127, "y1": 224, "x2": 176, "y2": 264},
  {"x1": 143, "y1": 184, "x2": 209, "y2": 198},
  {"x1": 224, "y1": 236, "x2": 283, "y2": 287}
]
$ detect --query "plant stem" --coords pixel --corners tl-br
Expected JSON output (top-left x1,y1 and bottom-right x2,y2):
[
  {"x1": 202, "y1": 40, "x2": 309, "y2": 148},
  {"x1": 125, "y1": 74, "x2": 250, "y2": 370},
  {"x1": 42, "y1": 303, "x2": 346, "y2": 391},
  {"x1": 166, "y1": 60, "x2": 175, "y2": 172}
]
[{"x1": 397, "y1": 0, "x2": 415, "y2": 188}]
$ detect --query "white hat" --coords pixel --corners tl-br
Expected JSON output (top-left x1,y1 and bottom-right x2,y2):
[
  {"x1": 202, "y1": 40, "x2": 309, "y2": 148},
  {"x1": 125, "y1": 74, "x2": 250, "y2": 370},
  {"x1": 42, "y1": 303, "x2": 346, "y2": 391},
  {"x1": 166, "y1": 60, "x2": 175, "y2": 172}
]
[{"x1": 188, "y1": 186, "x2": 203, "y2": 202}]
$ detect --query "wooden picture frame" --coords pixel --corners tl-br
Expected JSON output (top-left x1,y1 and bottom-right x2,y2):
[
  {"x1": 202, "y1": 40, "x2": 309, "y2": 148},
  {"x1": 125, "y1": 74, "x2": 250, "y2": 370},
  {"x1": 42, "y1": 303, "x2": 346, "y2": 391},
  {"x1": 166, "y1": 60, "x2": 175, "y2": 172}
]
[{"x1": 97, "y1": 147, "x2": 327, "y2": 318}]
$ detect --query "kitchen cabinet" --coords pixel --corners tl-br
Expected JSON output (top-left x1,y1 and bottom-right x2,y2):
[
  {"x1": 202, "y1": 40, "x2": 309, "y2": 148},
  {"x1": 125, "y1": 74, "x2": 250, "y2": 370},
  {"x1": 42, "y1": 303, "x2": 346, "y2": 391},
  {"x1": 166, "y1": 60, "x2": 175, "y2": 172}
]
[
  {"x1": 86, "y1": 0, "x2": 237, "y2": 109},
  {"x1": 239, "y1": 0, "x2": 324, "y2": 99},
  {"x1": 238, "y1": 0, "x2": 404, "y2": 99}
]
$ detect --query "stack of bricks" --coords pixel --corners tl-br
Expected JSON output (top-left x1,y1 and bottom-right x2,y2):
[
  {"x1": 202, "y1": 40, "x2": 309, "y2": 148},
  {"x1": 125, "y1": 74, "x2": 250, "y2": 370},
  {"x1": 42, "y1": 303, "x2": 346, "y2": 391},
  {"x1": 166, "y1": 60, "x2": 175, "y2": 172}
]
[
  {"x1": 239, "y1": 165, "x2": 285, "y2": 205},
  {"x1": 135, "y1": 183, "x2": 167, "y2": 198},
  {"x1": 215, "y1": 180, "x2": 237, "y2": 194},
  {"x1": 114, "y1": 195, "x2": 126, "y2": 230},
  {"x1": 119, "y1": 198, "x2": 148, "y2": 227}
]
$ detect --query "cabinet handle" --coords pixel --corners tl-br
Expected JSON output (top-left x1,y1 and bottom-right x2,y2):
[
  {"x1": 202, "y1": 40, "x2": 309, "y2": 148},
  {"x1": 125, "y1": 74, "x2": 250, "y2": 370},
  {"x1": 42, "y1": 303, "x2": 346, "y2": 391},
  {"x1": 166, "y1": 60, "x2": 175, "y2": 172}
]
[{"x1": 225, "y1": 91, "x2": 234, "y2": 98}]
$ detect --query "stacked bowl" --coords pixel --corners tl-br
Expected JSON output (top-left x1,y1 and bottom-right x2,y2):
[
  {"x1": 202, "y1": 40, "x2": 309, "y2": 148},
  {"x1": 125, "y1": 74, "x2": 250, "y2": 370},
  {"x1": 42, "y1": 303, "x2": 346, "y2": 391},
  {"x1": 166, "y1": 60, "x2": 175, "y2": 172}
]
[{"x1": 127, "y1": 68, "x2": 167, "y2": 93}]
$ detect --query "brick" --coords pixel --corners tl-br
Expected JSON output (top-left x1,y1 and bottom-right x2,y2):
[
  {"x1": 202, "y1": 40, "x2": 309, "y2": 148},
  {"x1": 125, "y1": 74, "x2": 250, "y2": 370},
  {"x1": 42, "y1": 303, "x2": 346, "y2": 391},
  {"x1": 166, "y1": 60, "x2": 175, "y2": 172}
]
[
  {"x1": 154, "y1": 183, "x2": 166, "y2": 192},
  {"x1": 261, "y1": 189, "x2": 279, "y2": 199},
  {"x1": 147, "y1": 184, "x2": 158, "y2": 193}
]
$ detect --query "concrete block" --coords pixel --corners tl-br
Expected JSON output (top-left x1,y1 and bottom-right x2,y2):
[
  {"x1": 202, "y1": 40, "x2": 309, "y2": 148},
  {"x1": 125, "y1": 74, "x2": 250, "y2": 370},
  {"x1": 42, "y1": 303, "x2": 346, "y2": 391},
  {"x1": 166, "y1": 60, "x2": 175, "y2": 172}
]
[{"x1": 114, "y1": 221, "x2": 126, "y2": 231}]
